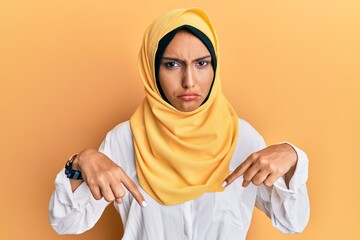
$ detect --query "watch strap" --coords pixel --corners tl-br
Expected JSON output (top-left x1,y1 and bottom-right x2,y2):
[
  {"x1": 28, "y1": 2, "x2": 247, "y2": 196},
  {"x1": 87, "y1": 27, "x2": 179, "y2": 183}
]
[{"x1": 65, "y1": 153, "x2": 83, "y2": 180}]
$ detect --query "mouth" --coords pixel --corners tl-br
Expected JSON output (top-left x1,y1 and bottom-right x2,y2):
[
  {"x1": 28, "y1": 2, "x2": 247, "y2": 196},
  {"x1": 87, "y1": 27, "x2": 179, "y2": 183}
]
[{"x1": 177, "y1": 93, "x2": 200, "y2": 101}]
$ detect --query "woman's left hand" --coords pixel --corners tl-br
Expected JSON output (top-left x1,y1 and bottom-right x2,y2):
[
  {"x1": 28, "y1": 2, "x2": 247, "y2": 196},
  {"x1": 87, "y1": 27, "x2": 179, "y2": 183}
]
[{"x1": 223, "y1": 143, "x2": 298, "y2": 189}]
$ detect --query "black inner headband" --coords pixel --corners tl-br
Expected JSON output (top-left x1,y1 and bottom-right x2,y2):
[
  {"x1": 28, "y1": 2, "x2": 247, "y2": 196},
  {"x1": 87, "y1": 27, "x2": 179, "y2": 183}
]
[{"x1": 154, "y1": 25, "x2": 217, "y2": 104}]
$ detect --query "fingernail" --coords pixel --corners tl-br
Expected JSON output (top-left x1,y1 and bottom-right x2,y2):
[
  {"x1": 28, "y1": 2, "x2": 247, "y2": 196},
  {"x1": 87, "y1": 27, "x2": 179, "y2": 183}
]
[
  {"x1": 221, "y1": 181, "x2": 227, "y2": 187},
  {"x1": 141, "y1": 201, "x2": 147, "y2": 207}
]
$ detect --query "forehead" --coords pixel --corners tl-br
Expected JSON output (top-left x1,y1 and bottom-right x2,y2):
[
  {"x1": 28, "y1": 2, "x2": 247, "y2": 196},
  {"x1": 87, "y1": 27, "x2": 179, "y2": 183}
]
[{"x1": 163, "y1": 30, "x2": 210, "y2": 56}]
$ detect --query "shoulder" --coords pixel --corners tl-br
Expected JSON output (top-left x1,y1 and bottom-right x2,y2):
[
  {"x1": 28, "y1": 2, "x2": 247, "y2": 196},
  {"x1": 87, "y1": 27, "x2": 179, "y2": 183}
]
[
  {"x1": 99, "y1": 120, "x2": 136, "y2": 168},
  {"x1": 100, "y1": 121, "x2": 133, "y2": 157},
  {"x1": 104, "y1": 120, "x2": 132, "y2": 142},
  {"x1": 230, "y1": 118, "x2": 266, "y2": 170},
  {"x1": 109, "y1": 120, "x2": 132, "y2": 135},
  {"x1": 237, "y1": 118, "x2": 264, "y2": 145}
]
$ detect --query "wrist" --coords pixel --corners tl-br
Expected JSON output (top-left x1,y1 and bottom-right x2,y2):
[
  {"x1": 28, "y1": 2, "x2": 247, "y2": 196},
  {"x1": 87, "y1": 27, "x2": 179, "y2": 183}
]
[
  {"x1": 71, "y1": 154, "x2": 81, "y2": 171},
  {"x1": 75, "y1": 148, "x2": 97, "y2": 171},
  {"x1": 65, "y1": 154, "x2": 83, "y2": 180},
  {"x1": 284, "y1": 143, "x2": 298, "y2": 162}
]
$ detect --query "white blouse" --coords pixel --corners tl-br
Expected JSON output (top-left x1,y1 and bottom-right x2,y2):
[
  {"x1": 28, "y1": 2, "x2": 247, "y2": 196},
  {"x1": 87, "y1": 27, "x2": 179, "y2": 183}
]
[{"x1": 49, "y1": 119, "x2": 309, "y2": 240}]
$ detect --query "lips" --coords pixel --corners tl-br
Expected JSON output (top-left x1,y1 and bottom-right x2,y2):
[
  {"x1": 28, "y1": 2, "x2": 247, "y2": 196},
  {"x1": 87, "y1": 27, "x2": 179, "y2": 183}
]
[{"x1": 177, "y1": 93, "x2": 200, "y2": 101}]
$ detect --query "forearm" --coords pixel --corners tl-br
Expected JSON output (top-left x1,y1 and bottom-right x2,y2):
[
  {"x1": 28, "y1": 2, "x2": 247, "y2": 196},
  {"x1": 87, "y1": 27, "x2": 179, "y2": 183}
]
[
  {"x1": 259, "y1": 183, "x2": 310, "y2": 234},
  {"x1": 256, "y1": 144, "x2": 309, "y2": 233},
  {"x1": 49, "y1": 169, "x2": 109, "y2": 234}
]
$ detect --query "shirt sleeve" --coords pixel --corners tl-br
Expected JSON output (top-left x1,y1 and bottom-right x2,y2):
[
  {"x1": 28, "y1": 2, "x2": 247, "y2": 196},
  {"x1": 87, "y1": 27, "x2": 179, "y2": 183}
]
[
  {"x1": 48, "y1": 139, "x2": 111, "y2": 234},
  {"x1": 255, "y1": 138, "x2": 310, "y2": 234}
]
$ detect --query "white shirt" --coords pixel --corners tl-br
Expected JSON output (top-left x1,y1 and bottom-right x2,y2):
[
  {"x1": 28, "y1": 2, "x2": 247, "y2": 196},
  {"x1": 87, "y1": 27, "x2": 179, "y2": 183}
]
[{"x1": 49, "y1": 119, "x2": 309, "y2": 240}]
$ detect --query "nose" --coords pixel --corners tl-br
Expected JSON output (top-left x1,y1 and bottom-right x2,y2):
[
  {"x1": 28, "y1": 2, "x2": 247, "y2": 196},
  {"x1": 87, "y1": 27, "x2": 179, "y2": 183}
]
[{"x1": 182, "y1": 66, "x2": 195, "y2": 89}]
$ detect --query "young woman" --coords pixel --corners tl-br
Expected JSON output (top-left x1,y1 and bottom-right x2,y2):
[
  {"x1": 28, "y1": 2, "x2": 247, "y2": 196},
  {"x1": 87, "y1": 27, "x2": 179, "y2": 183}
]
[{"x1": 49, "y1": 8, "x2": 309, "y2": 239}]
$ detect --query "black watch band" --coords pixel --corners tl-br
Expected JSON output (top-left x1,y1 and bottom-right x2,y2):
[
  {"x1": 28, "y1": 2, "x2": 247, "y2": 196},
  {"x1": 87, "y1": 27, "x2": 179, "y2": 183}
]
[{"x1": 65, "y1": 153, "x2": 83, "y2": 180}]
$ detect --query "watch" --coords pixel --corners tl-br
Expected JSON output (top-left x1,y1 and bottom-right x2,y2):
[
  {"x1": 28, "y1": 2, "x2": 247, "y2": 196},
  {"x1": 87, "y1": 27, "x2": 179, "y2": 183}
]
[{"x1": 64, "y1": 153, "x2": 83, "y2": 180}]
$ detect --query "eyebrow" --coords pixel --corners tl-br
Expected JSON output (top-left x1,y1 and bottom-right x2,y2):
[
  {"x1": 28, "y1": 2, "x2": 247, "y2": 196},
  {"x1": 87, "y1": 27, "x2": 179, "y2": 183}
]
[{"x1": 162, "y1": 55, "x2": 211, "y2": 63}]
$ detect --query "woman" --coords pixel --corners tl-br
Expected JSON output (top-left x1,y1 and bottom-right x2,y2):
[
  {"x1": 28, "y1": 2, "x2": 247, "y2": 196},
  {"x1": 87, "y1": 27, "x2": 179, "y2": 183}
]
[{"x1": 49, "y1": 8, "x2": 309, "y2": 239}]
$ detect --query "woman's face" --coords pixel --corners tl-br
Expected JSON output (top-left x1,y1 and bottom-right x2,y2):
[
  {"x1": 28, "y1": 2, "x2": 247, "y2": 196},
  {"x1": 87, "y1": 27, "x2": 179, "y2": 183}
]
[{"x1": 159, "y1": 30, "x2": 214, "y2": 112}]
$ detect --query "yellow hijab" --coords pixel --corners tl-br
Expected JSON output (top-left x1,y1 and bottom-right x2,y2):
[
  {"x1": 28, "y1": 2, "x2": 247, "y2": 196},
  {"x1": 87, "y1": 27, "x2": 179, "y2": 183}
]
[{"x1": 130, "y1": 8, "x2": 239, "y2": 205}]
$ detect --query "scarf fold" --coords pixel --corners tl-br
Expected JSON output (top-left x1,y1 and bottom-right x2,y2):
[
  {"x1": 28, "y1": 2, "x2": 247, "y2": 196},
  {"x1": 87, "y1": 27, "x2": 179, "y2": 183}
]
[{"x1": 130, "y1": 8, "x2": 239, "y2": 205}]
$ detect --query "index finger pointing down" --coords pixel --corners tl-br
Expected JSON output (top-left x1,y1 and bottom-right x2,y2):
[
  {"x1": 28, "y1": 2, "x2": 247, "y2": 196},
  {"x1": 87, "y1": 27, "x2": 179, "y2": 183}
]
[
  {"x1": 120, "y1": 171, "x2": 147, "y2": 207},
  {"x1": 222, "y1": 157, "x2": 253, "y2": 187}
]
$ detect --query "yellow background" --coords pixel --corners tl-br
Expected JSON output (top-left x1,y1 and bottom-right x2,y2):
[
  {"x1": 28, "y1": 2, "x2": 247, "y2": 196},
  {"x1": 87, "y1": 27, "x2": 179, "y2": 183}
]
[{"x1": 1, "y1": 0, "x2": 359, "y2": 239}]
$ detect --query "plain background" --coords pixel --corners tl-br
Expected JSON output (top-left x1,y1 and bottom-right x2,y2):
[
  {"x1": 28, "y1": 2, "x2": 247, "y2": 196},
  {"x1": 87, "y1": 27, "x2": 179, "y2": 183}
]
[{"x1": 1, "y1": 0, "x2": 359, "y2": 239}]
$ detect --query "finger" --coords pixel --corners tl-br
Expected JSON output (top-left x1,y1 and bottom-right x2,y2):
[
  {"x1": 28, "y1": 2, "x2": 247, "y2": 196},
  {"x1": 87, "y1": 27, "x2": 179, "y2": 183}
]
[
  {"x1": 241, "y1": 154, "x2": 272, "y2": 187},
  {"x1": 223, "y1": 157, "x2": 254, "y2": 187},
  {"x1": 242, "y1": 164, "x2": 261, "y2": 184},
  {"x1": 110, "y1": 180, "x2": 126, "y2": 199},
  {"x1": 120, "y1": 171, "x2": 147, "y2": 207},
  {"x1": 99, "y1": 183, "x2": 116, "y2": 202},
  {"x1": 115, "y1": 197, "x2": 123, "y2": 204},
  {"x1": 242, "y1": 180, "x2": 251, "y2": 187},
  {"x1": 249, "y1": 169, "x2": 269, "y2": 186},
  {"x1": 88, "y1": 183, "x2": 102, "y2": 201},
  {"x1": 263, "y1": 173, "x2": 280, "y2": 187}
]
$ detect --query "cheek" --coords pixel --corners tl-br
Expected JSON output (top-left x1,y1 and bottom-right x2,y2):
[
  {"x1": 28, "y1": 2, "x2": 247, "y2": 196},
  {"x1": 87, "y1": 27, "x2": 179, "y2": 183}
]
[
  {"x1": 159, "y1": 71, "x2": 177, "y2": 95},
  {"x1": 201, "y1": 70, "x2": 214, "y2": 90}
]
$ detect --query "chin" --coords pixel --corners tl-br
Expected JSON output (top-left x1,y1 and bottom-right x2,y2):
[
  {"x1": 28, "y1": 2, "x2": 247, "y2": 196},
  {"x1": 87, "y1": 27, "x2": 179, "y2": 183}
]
[{"x1": 177, "y1": 104, "x2": 200, "y2": 112}]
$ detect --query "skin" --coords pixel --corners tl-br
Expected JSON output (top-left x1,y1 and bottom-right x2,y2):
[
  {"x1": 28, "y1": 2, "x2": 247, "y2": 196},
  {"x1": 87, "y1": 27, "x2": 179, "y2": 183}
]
[
  {"x1": 159, "y1": 30, "x2": 214, "y2": 112},
  {"x1": 69, "y1": 30, "x2": 298, "y2": 207},
  {"x1": 70, "y1": 149, "x2": 145, "y2": 206},
  {"x1": 223, "y1": 144, "x2": 297, "y2": 189}
]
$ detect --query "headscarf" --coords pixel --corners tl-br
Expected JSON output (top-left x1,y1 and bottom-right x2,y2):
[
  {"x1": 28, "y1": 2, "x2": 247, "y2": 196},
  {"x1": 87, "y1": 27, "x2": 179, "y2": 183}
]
[{"x1": 130, "y1": 8, "x2": 239, "y2": 205}]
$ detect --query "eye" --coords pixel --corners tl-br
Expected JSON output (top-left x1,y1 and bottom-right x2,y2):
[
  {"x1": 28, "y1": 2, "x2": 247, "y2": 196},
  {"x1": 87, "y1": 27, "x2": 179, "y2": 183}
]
[
  {"x1": 196, "y1": 61, "x2": 209, "y2": 67},
  {"x1": 164, "y1": 62, "x2": 180, "y2": 69}
]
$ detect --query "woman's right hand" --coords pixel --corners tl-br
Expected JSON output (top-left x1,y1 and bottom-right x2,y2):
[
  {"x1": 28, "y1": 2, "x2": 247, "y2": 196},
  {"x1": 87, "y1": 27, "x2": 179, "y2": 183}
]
[{"x1": 70, "y1": 148, "x2": 147, "y2": 207}]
